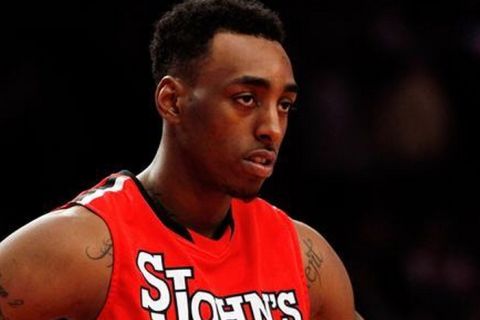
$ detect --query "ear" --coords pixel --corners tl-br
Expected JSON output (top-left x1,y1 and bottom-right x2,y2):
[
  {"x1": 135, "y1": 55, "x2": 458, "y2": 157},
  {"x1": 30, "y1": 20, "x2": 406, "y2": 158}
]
[{"x1": 155, "y1": 76, "x2": 187, "y2": 123}]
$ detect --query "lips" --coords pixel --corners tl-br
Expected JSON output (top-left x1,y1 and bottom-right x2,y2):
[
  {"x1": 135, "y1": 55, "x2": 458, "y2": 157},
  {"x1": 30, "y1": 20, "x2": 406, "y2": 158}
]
[{"x1": 242, "y1": 149, "x2": 277, "y2": 178}]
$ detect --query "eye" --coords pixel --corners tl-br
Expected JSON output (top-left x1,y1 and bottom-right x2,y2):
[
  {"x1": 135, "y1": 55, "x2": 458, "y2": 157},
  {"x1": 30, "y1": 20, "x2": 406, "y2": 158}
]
[
  {"x1": 279, "y1": 99, "x2": 296, "y2": 113},
  {"x1": 234, "y1": 93, "x2": 257, "y2": 108}
]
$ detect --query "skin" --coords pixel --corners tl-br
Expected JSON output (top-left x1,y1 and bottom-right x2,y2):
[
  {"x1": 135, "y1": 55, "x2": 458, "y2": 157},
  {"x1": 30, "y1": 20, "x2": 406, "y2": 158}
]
[
  {"x1": 138, "y1": 32, "x2": 297, "y2": 235},
  {"x1": 0, "y1": 32, "x2": 360, "y2": 319}
]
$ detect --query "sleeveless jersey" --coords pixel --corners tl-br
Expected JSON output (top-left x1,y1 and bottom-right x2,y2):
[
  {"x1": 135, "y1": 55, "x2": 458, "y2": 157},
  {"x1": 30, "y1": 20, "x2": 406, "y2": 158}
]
[{"x1": 61, "y1": 171, "x2": 310, "y2": 320}]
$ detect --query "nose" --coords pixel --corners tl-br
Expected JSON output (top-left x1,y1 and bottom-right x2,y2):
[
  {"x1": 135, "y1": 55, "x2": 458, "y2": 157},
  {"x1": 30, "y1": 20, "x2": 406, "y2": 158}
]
[{"x1": 255, "y1": 104, "x2": 285, "y2": 146}]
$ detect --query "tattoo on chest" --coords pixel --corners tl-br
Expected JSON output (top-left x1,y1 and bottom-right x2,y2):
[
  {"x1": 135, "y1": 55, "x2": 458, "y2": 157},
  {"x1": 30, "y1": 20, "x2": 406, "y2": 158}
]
[
  {"x1": 85, "y1": 238, "x2": 113, "y2": 268},
  {"x1": 302, "y1": 238, "x2": 323, "y2": 288}
]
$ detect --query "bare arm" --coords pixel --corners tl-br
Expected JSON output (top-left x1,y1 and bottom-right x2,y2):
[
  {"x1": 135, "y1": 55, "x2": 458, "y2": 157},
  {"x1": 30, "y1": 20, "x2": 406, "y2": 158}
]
[
  {"x1": 294, "y1": 220, "x2": 357, "y2": 320},
  {"x1": 0, "y1": 206, "x2": 112, "y2": 320}
]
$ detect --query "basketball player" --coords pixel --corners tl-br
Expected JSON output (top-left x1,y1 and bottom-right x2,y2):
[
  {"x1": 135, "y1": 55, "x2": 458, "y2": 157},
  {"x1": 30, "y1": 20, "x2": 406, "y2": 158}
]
[{"x1": 0, "y1": 0, "x2": 364, "y2": 319}]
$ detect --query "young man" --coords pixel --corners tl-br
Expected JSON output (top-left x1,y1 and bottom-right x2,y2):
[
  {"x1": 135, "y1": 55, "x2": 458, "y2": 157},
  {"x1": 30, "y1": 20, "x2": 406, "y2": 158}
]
[{"x1": 0, "y1": 0, "x2": 363, "y2": 319}]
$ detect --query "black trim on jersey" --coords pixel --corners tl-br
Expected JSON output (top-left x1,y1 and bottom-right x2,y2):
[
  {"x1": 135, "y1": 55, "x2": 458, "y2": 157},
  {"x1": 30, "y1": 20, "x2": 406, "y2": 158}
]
[
  {"x1": 120, "y1": 170, "x2": 193, "y2": 241},
  {"x1": 119, "y1": 170, "x2": 234, "y2": 243},
  {"x1": 73, "y1": 176, "x2": 119, "y2": 203},
  {"x1": 212, "y1": 211, "x2": 234, "y2": 240},
  {"x1": 98, "y1": 176, "x2": 118, "y2": 190}
]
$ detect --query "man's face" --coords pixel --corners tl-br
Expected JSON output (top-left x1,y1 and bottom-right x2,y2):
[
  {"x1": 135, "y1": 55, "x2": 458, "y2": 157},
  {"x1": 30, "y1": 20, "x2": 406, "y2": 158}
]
[{"x1": 176, "y1": 32, "x2": 297, "y2": 200}]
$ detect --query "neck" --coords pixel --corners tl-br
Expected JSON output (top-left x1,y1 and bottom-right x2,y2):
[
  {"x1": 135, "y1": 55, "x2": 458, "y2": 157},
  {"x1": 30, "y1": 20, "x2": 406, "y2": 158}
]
[{"x1": 137, "y1": 142, "x2": 232, "y2": 239}]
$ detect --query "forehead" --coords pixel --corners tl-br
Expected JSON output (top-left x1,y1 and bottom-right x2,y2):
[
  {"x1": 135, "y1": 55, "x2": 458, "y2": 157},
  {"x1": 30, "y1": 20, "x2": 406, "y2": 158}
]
[{"x1": 196, "y1": 32, "x2": 295, "y2": 87}]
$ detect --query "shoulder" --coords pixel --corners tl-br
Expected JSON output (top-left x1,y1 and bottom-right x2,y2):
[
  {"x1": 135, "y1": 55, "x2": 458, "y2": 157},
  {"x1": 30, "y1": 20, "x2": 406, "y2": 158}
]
[
  {"x1": 293, "y1": 220, "x2": 355, "y2": 320},
  {"x1": 0, "y1": 205, "x2": 112, "y2": 319}
]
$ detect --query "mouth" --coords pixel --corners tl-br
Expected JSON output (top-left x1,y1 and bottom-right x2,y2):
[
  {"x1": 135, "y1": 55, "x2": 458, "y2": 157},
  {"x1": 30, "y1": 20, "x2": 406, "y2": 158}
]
[{"x1": 242, "y1": 149, "x2": 276, "y2": 179}]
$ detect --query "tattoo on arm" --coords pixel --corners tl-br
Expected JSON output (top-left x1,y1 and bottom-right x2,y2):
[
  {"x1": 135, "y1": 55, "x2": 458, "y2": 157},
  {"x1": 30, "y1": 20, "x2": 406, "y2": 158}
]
[
  {"x1": 85, "y1": 239, "x2": 113, "y2": 268},
  {"x1": 0, "y1": 307, "x2": 8, "y2": 320},
  {"x1": 0, "y1": 288, "x2": 6, "y2": 299},
  {"x1": 0, "y1": 273, "x2": 25, "y2": 320},
  {"x1": 8, "y1": 300, "x2": 23, "y2": 308},
  {"x1": 303, "y1": 237, "x2": 323, "y2": 288},
  {"x1": 0, "y1": 274, "x2": 7, "y2": 299}
]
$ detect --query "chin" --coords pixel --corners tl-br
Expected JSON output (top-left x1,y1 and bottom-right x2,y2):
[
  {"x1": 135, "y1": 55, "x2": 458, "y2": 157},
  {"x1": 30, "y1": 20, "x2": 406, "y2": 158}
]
[
  {"x1": 224, "y1": 184, "x2": 262, "y2": 202},
  {"x1": 231, "y1": 193, "x2": 258, "y2": 202}
]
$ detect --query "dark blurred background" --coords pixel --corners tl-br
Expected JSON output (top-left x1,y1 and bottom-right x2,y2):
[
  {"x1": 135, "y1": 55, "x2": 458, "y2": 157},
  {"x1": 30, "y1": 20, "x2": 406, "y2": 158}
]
[{"x1": 1, "y1": 1, "x2": 479, "y2": 319}]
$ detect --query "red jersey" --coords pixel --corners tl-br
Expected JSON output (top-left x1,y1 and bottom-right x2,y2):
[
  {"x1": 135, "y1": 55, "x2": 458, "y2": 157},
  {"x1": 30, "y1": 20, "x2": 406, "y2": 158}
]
[{"x1": 61, "y1": 171, "x2": 310, "y2": 320}]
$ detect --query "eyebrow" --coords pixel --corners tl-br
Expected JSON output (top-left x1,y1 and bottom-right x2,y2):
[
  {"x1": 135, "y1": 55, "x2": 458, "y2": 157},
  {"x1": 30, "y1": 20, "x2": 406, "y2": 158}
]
[{"x1": 228, "y1": 75, "x2": 299, "y2": 93}]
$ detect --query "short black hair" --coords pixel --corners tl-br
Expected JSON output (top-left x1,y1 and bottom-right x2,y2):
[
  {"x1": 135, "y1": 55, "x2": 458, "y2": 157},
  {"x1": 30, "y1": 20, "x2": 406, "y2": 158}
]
[{"x1": 150, "y1": 0, "x2": 285, "y2": 85}]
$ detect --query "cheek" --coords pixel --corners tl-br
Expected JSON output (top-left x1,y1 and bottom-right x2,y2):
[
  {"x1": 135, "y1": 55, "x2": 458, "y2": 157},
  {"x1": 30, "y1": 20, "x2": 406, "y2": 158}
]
[
  {"x1": 184, "y1": 104, "x2": 239, "y2": 158},
  {"x1": 190, "y1": 99, "x2": 247, "y2": 139},
  {"x1": 279, "y1": 116, "x2": 288, "y2": 134}
]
